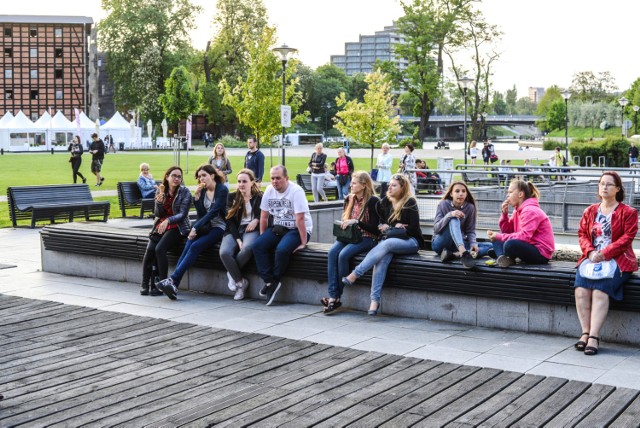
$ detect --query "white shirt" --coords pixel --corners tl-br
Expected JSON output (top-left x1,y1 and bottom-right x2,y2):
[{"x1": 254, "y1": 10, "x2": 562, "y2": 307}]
[
  {"x1": 377, "y1": 152, "x2": 393, "y2": 183},
  {"x1": 261, "y1": 181, "x2": 313, "y2": 233}
]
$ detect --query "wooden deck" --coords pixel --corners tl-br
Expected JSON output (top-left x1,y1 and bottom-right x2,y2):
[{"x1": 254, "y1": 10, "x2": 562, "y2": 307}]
[{"x1": 1, "y1": 294, "x2": 640, "y2": 427}]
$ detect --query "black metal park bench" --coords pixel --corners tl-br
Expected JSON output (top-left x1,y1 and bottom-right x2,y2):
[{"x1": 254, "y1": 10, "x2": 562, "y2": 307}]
[
  {"x1": 296, "y1": 174, "x2": 339, "y2": 200},
  {"x1": 117, "y1": 181, "x2": 159, "y2": 218},
  {"x1": 7, "y1": 184, "x2": 110, "y2": 228}
]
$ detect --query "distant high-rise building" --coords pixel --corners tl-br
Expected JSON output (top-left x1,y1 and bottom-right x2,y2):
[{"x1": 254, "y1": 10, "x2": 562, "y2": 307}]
[
  {"x1": 331, "y1": 24, "x2": 407, "y2": 75},
  {"x1": 0, "y1": 15, "x2": 96, "y2": 120},
  {"x1": 528, "y1": 87, "x2": 545, "y2": 104}
]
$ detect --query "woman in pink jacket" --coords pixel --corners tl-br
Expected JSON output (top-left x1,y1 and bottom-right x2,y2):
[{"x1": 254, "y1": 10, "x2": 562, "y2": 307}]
[
  {"x1": 487, "y1": 179, "x2": 554, "y2": 268},
  {"x1": 574, "y1": 171, "x2": 638, "y2": 355}
]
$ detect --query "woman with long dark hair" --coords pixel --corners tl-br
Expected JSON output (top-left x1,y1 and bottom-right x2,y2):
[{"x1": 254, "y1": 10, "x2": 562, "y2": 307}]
[
  {"x1": 67, "y1": 135, "x2": 86, "y2": 184},
  {"x1": 140, "y1": 166, "x2": 192, "y2": 296},
  {"x1": 156, "y1": 164, "x2": 228, "y2": 300},
  {"x1": 220, "y1": 168, "x2": 263, "y2": 300}
]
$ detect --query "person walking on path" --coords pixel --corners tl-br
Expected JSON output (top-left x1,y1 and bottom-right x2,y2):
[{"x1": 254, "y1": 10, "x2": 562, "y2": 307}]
[
  {"x1": 67, "y1": 135, "x2": 86, "y2": 184},
  {"x1": 89, "y1": 133, "x2": 105, "y2": 186},
  {"x1": 573, "y1": 171, "x2": 638, "y2": 356},
  {"x1": 253, "y1": 165, "x2": 312, "y2": 306},
  {"x1": 629, "y1": 141, "x2": 639, "y2": 166},
  {"x1": 244, "y1": 136, "x2": 265, "y2": 184}
]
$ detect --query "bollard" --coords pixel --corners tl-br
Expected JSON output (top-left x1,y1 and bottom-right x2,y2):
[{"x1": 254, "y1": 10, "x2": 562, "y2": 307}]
[
  {"x1": 0, "y1": 148, "x2": 3, "y2": 155},
  {"x1": 51, "y1": 148, "x2": 54, "y2": 155}
]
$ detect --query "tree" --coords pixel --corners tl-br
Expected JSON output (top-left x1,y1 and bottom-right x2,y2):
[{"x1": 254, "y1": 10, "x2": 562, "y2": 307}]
[
  {"x1": 505, "y1": 85, "x2": 517, "y2": 115},
  {"x1": 491, "y1": 91, "x2": 507, "y2": 114},
  {"x1": 380, "y1": 0, "x2": 477, "y2": 142},
  {"x1": 159, "y1": 66, "x2": 200, "y2": 126},
  {"x1": 98, "y1": 0, "x2": 201, "y2": 122},
  {"x1": 334, "y1": 69, "x2": 401, "y2": 169},
  {"x1": 570, "y1": 71, "x2": 618, "y2": 103},
  {"x1": 219, "y1": 27, "x2": 305, "y2": 149}
]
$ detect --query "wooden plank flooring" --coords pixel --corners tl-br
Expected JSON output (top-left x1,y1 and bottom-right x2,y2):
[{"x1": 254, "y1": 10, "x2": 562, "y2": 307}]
[{"x1": 1, "y1": 294, "x2": 639, "y2": 427}]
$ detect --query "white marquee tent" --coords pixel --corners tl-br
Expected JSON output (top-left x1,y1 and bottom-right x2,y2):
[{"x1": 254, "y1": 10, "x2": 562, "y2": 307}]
[
  {"x1": 0, "y1": 112, "x2": 15, "y2": 150},
  {"x1": 102, "y1": 111, "x2": 141, "y2": 148}
]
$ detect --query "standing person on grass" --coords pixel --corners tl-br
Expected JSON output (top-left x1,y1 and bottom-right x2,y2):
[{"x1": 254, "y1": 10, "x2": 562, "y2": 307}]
[
  {"x1": 322, "y1": 171, "x2": 381, "y2": 315},
  {"x1": 156, "y1": 164, "x2": 228, "y2": 300},
  {"x1": 341, "y1": 174, "x2": 423, "y2": 316},
  {"x1": 140, "y1": 166, "x2": 192, "y2": 296},
  {"x1": 208, "y1": 142, "x2": 233, "y2": 186},
  {"x1": 219, "y1": 169, "x2": 263, "y2": 300},
  {"x1": 252, "y1": 165, "x2": 312, "y2": 306},
  {"x1": 376, "y1": 143, "x2": 393, "y2": 198},
  {"x1": 88, "y1": 133, "x2": 105, "y2": 186},
  {"x1": 308, "y1": 142, "x2": 328, "y2": 202},
  {"x1": 244, "y1": 136, "x2": 265, "y2": 184},
  {"x1": 334, "y1": 147, "x2": 354, "y2": 199},
  {"x1": 487, "y1": 179, "x2": 555, "y2": 268},
  {"x1": 573, "y1": 171, "x2": 638, "y2": 356},
  {"x1": 399, "y1": 143, "x2": 417, "y2": 194},
  {"x1": 67, "y1": 135, "x2": 86, "y2": 184}
]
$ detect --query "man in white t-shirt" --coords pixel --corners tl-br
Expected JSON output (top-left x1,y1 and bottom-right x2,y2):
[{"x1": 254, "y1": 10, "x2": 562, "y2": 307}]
[{"x1": 253, "y1": 165, "x2": 313, "y2": 305}]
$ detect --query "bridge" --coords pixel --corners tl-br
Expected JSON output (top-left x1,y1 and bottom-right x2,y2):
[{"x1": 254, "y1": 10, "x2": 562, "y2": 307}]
[{"x1": 399, "y1": 115, "x2": 541, "y2": 140}]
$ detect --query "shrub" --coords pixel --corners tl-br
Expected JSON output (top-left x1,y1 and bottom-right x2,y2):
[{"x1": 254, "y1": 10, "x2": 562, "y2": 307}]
[
  {"x1": 569, "y1": 137, "x2": 629, "y2": 167},
  {"x1": 215, "y1": 134, "x2": 244, "y2": 148}
]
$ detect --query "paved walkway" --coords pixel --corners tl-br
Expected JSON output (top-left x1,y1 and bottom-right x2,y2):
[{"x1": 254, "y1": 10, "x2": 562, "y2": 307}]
[{"x1": 2, "y1": 227, "x2": 640, "y2": 393}]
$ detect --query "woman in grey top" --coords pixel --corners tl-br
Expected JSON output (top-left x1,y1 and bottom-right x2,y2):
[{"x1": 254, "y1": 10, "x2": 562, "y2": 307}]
[
  {"x1": 431, "y1": 181, "x2": 493, "y2": 269},
  {"x1": 208, "y1": 143, "x2": 232, "y2": 186}
]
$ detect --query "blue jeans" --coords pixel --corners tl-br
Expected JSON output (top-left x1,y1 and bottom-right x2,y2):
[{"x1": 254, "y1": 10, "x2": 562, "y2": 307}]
[
  {"x1": 492, "y1": 239, "x2": 549, "y2": 264},
  {"x1": 337, "y1": 176, "x2": 351, "y2": 200},
  {"x1": 253, "y1": 227, "x2": 310, "y2": 284},
  {"x1": 431, "y1": 218, "x2": 492, "y2": 257},
  {"x1": 328, "y1": 237, "x2": 377, "y2": 299},
  {"x1": 171, "y1": 227, "x2": 225, "y2": 285},
  {"x1": 353, "y1": 237, "x2": 419, "y2": 302}
]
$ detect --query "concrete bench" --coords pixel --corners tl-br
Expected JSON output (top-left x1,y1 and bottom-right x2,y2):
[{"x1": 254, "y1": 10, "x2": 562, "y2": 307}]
[{"x1": 7, "y1": 184, "x2": 110, "y2": 228}]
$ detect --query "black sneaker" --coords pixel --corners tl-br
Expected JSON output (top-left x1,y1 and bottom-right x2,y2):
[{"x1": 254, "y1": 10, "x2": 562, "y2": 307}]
[
  {"x1": 163, "y1": 283, "x2": 178, "y2": 300},
  {"x1": 461, "y1": 251, "x2": 475, "y2": 269},
  {"x1": 488, "y1": 248, "x2": 497, "y2": 259},
  {"x1": 259, "y1": 283, "x2": 269, "y2": 297},
  {"x1": 100, "y1": 177, "x2": 105, "y2": 183},
  {"x1": 149, "y1": 287, "x2": 163, "y2": 296},
  {"x1": 140, "y1": 287, "x2": 149, "y2": 296},
  {"x1": 265, "y1": 282, "x2": 282, "y2": 306},
  {"x1": 440, "y1": 249, "x2": 455, "y2": 263}
]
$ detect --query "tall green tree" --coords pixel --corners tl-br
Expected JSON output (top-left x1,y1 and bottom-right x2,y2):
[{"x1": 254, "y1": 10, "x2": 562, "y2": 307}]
[
  {"x1": 334, "y1": 69, "x2": 401, "y2": 169},
  {"x1": 570, "y1": 71, "x2": 617, "y2": 103},
  {"x1": 219, "y1": 27, "x2": 305, "y2": 149},
  {"x1": 505, "y1": 85, "x2": 517, "y2": 115},
  {"x1": 159, "y1": 66, "x2": 200, "y2": 126},
  {"x1": 380, "y1": 0, "x2": 477, "y2": 141},
  {"x1": 98, "y1": 0, "x2": 201, "y2": 122}
]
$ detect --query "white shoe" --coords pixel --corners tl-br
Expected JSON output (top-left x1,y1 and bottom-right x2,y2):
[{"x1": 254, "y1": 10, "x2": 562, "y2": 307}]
[
  {"x1": 227, "y1": 272, "x2": 236, "y2": 291},
  {"x1": 234, "y1": 278, "x2": 248, "y2": 301}
]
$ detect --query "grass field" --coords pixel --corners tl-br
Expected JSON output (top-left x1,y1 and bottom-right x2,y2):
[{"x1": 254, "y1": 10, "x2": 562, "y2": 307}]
[{"x1": 0, "y1": 150, "x2": 413, "y2": 228}]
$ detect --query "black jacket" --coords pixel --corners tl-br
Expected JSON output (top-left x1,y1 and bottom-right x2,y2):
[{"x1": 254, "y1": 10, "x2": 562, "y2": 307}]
[
  {"x1": 343, "y1": 194, "x2": 381, "y2": 237},
  {"x1": 225, "y1": 192, "x2": 263, "y2": 240},
  {"x1": 377, "y1": 196, "x2": 425, "y2": 248}
]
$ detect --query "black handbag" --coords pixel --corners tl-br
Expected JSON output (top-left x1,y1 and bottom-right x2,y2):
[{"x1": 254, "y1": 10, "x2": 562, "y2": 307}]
[
  {"x1": 381, "y1": 226, "x2": 409, "y2": 240},
  {"x1": 332, "y1": 198, "x2": 367, "y2": 244}
]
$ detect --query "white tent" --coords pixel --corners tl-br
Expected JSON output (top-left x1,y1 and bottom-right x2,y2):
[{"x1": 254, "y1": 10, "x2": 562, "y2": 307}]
[
  {"x1": 0, "y1": 112, "x2": 15, "y2": 150},
  {"x1": 74, "y1": 111, "x2": 99, "y2": 147},
  {"x1": 3, "y1": 111, "x2": 45, "y2": 150},
  {"x1": 102, "y1": 112, "x2": 138, "y2": 148}
]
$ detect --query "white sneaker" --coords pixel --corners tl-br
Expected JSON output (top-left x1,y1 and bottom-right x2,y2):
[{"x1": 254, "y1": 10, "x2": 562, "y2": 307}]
[
  {"x1": 227, "y1": 272, "x2": 237, "y2": 291},
  {"x1": 234, "y1": 278, "x2": 249, "y2": 301}
]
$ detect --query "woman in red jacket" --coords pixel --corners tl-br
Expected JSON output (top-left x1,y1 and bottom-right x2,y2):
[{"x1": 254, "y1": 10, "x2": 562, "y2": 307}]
[{"x1": 575, "y1": 171, "x2": 638, "y2": 355}]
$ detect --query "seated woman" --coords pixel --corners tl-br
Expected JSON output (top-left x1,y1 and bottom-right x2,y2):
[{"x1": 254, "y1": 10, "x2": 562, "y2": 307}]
[
  {"x1": 140, "y1": 166, "x2": 192, "y2": 296},
  {"x1": 415, "y1": 159, "x2": 443, "y2": 194},
  {"x1": 574, "y1": 171, "x2": 638, "y2": 356},
  {"x1": 432, "y1": 181, "x2": 494, "y2": 269},
  {"x1": 219, "y1": 169, "x2": 263, "y2": 300},
  {"x1": 137, "y1": 162, "x2": 157, "y2": 198},
  {"x1": 323, "y1": 171, "x2": 381, "y2": 314},
  {"x1": 156, "y1": 164, "x2": 228, "y2": 300},
  {"x1": 323, "y1": 164, "x2": 337, "y2": 188},
  {"x1": 342, "y1": 174, "x2": 424, "y2": 315},
  {"x1": 487, "y1": 179, "x2": 555, "y2": 268}
]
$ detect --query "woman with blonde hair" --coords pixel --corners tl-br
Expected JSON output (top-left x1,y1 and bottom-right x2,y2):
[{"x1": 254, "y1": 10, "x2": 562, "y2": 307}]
[
  {"x1": 323, "y1": 171, "x2": 381, "y2": 314},
  {"x1": 219, "y1": 168, "x2": 263, "y2": 300},
  {"x1": 342, "y1": 174, "x2": 424, "y2": 315},
  {"x1": 208, "y1": 142, "x2": 232, "y2": 186},
  {"x1": 308, "y1": 142, "x2": 328, "y2": 202},
  {"x1": 137, "y1": 162, "x2": 157, "y2": 198},
  {"x1": 487, "y1": 179, "x2": 555, "y2": 268}
]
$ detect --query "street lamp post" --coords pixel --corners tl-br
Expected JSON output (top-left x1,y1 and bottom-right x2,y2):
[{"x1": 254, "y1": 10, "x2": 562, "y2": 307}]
[
  {"x1": 634, "y1": 105, "x2": 639, "y2": 135},
  {"x1": 457, "y1": 76, "x2": 474, "y2": 165},
  {"x1": 272, "y1": 44, "x2": 297, "y2": 166},
  {"x1": 562, "y1": 90, "x2": 571, "y2": 162},
  {"x1": 322, "y1": 102, "x2": 331, "y2": 138},
  {"x1": 619, "y1": 96, "x2": 629, "y2": 138}
]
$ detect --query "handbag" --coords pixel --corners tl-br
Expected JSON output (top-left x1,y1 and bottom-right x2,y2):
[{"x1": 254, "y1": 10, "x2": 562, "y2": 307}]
[
  {"x1": 381, "y1": 226, "x2": 409, "y2": 240},
  {"x1": 579, "y1": 259, "x2": 617, "y2": 280},
  {"x1": 332, "y1": 198, "x2": 367, "y2": 244}
]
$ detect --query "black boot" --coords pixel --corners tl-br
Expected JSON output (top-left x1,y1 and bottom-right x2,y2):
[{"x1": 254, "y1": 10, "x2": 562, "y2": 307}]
[{"x1": 140, "y1": 271, "x2": 151, "y2": 295}]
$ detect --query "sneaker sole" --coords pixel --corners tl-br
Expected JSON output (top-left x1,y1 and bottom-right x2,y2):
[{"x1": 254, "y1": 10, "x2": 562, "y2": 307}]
[
  {"x1": 164, "y1": 286, "x2": 177, "y2": 300},
  {"x1": 265, "y1": 283, "x2": 282, "y2": 306}
]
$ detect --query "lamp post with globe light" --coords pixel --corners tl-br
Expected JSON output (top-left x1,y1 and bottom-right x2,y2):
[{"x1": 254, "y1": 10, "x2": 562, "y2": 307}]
[
  {"x1": 457, "y1": 76, "x2": 474, "y2": 165},
  {"x1": 619, "y1": 97, "x2": 629, "y2": 138},
  {"x1": 272, "y1": 44, "x2": 297, "y2": 166}
]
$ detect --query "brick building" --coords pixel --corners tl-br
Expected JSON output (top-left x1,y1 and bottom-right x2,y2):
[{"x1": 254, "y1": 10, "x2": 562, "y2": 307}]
[{"x1": 0, "y1": 15, "x2": 94, "y2": 121}]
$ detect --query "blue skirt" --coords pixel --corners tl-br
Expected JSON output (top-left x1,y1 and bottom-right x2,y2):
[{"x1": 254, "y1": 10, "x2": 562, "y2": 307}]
[{"x1": 574, "y1": 264, "x2": 630, "y2": 301}]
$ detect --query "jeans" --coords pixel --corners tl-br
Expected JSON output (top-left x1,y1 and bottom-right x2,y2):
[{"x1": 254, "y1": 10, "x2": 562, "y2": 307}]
[
  {"x1": 337, "y1": 176, "x2": 351, "y2": 200},
  {"x1": 492, "y1": 239, "x2": 549, "y2": 264},
  {"x1": 311, "y1": 173, "x2": 327, "y2": 202},
  {"x1": 431, "y1": 218, "x2": 492, "y2": 257},
  {"x1": 219, "y1": 229, "x2": 259, "y2": 283},
  {"x1": 327, "y1": 237, "x2": 377, "y2": 299},
  {"x1": 353, "y1": 237, "x2": 419, "y2": 302},
  {"x1": 253, "y1": 227, "x2": 310, "y2": 284},
  {"x1": 142, "y1": 228, "x2": 182, "y2": 283},
  {"x1": 171, "y1": 227, "x2": 225, "y2": 285}
]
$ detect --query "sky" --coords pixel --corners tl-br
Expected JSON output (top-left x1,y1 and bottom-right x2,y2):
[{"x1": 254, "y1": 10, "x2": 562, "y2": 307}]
[{"x1": 3, "y1": 0, "x2": 639, "y2": 97}]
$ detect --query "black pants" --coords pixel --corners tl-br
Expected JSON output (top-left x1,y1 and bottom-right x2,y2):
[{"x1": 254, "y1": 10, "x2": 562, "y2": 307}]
[
  {"x1": 70, "y1": 158, "x2": 85, "y2": 183},
  {"x1": 379, "y1": 182, "x2": 388, "y2": 198},
  {"x1": 142, "y1": 228, "x2": 182, "y2": 283}
]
